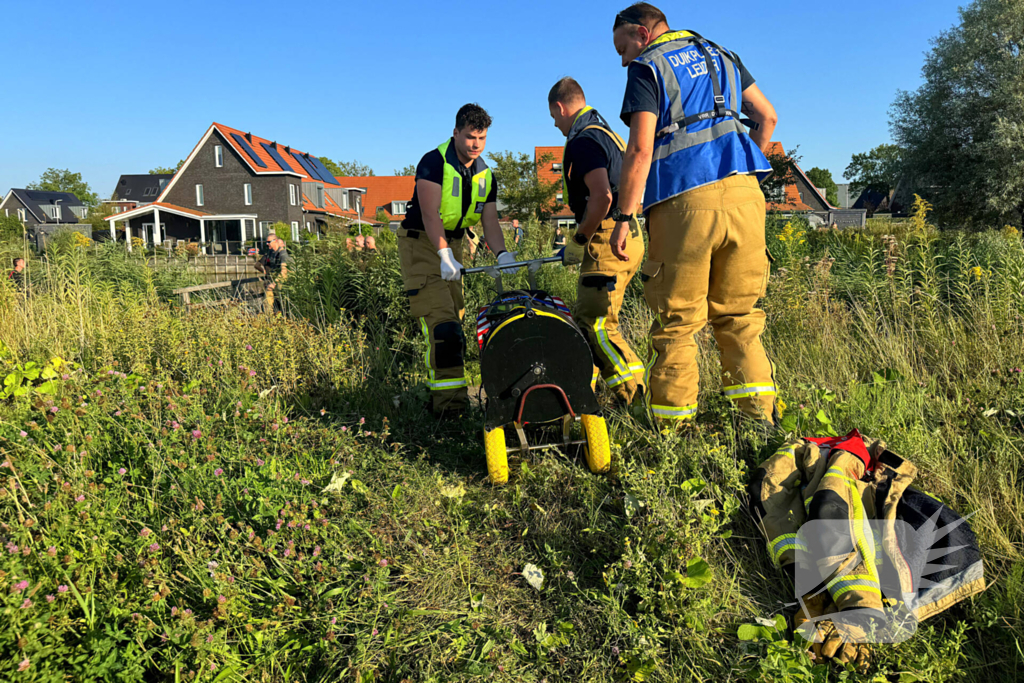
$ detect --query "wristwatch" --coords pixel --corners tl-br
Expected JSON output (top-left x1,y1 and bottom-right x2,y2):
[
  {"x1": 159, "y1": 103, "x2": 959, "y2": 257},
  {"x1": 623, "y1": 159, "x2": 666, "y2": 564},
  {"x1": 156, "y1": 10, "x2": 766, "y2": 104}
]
[
  {"x1": 610, "y1": 207, "x2": 634, "y2": 223},
  {"x1": 572, "y1": 232, "x2": 589, "y2": 245}
]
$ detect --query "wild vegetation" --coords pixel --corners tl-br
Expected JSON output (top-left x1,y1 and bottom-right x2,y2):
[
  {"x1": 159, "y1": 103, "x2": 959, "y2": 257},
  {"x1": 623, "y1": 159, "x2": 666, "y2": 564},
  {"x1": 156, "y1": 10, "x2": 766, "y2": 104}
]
[{"x1": 0, "y1": 203, "x2": 1022, "y2": 682}]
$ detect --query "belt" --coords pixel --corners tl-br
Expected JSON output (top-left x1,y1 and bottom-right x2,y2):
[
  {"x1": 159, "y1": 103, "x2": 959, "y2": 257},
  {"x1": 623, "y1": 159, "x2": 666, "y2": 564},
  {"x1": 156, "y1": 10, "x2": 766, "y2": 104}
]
[{"x1": 400, "y1": 227, "x2": 469, "y2": 240}]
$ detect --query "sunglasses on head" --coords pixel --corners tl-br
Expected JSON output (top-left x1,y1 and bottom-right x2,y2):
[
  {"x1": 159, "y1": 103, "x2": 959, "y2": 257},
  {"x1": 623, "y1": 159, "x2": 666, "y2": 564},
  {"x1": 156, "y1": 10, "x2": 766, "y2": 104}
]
[{"x1": 615, "y1": 11, "x2": 644, "y2": 26}]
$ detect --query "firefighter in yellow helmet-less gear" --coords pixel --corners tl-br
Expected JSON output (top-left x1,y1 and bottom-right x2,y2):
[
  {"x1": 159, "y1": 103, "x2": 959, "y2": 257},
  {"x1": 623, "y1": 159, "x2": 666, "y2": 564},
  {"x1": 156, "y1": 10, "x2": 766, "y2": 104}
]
[
  {"x1": 548, "y1": 77, "x2": 647, "y2": 407},
  {"x1": 609, "y1": 3, "x2": 781, "y2": 425},
  {"x1": 398, "y1": 104, "x2": 517, "y2": 414}
]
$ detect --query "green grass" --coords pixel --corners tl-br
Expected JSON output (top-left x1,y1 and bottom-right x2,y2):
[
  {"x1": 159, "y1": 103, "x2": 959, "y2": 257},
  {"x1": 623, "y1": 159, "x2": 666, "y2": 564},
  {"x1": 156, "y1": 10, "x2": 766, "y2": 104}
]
[{"x1": 0, "y1": 216, "x2": 1021, "y2": 682}]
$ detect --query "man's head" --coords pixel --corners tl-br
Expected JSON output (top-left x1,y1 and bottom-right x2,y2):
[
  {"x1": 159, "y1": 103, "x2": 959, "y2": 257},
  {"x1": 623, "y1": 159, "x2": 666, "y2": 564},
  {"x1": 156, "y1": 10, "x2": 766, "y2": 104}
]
[
  {"x1": 612, "y1": 2, "x2": 669, "y2": 66},
  {"x1": 452, "y1": 103, "x2": 492, "y2": 164},
  {"x1": 13, "y1": 258, "x2": 25, "y2": 272},
  {"x1": 548, "y1": 77, "x2": 587, "y2": 136}
]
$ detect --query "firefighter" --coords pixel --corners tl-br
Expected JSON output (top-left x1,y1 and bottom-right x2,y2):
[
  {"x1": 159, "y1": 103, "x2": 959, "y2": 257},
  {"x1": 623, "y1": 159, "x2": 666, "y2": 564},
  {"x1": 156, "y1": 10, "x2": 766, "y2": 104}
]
[
  {"x1": 255, "y1": 233, "x2": 289, "y2": 313},
  {"x1": 399, "y1": 104, "x2": 516, "y2": 414},
  {"x1": 608, "y1": 3, "x2": 781, "y2": 425},
  {"x1": 548, "y1": 77, "x2": 646, "y2": 406}
]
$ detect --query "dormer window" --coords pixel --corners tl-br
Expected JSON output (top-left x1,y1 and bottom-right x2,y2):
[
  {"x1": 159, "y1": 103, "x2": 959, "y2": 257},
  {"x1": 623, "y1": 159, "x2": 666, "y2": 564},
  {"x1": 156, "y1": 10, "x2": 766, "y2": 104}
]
[
  {"x1": 341, "y1": 193, "x2": 349, "y2": 210},
  {"x1": 391, "y1": 201, "x2": 407, "y2": 216},
  {"x1": 552, "y1": 163, "x2": 563, "y2": 174},
  {"x1": 556, "y1": 192, "x2": 564, "y2": 202}
]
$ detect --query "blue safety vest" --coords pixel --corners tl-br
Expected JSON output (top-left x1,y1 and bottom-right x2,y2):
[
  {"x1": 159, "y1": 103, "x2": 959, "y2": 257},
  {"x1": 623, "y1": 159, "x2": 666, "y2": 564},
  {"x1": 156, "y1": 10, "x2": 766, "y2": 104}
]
[{"x1": 632, "y1": 30, "x2": 771, "y2": 211}]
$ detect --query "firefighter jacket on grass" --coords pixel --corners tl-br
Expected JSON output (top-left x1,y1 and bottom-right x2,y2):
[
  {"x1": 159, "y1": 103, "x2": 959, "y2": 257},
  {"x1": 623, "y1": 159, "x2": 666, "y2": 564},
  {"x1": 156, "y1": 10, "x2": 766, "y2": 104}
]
[{"x1": 749, "y1": 429, "x2": 985, "y2": 632}]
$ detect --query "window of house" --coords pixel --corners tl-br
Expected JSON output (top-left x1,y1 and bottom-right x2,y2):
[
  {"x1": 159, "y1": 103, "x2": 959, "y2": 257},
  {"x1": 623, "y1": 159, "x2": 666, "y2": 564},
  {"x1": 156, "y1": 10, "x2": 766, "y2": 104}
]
[
  {"x1": 17, "y1": 208, "x2": 26, "y2": 222},
  {"x1": 215, "y1": 144, "x2": 224, "y2": 168},
  {"x1": 556, "y1": 192, "x2": 564, "y2": 202},
  {"x1": 391, "y1": 201, "x2": 407, "y2": 215},
  {"x1": 72, "y1": 206, "x2": 88, "y2": 219},
  {"x1": 244, "y1": 184, "x2": 253, "y2": 206},
  {"x1": 258, "y1": 221, "x2": 274, "y2": 237},
  {"x1": 305, "y1": 221, "x2": 311, "y2": 231},
  {"x1": 341, "y1": 193, "x2": 349, "y2": 211},
  {"x1": 196, "y1": 184, "x2": 204, "y2": 206},
  {"x1": 291, "y1": 221, "x2": 300, "y2": 241},
  {"x1": 315, "y1": 185, "x2": 324, "y2": 208},
  {"x1": 124, "y1": 188, "x2": 131, "y2": 196},
  {"x1": 765, "y1": 184, "x2": 786, "y2": 203},
  {"x1": 552, "y1": 163, "x2": 563, "y2": 173},
  {"x1": 289, "y1": 184, "x2": 296, "y2": 206},
  {"x1": 46, "y1": 205, "x2": 61, "y2": 219}
]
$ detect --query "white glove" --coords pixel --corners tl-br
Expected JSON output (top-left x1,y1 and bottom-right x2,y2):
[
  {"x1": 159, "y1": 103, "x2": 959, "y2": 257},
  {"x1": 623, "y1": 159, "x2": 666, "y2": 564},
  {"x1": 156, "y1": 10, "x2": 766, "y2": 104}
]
[
  {"x1": 438, "y1": 248, "x2": 463, "y2": 281},
  {"x1": 496, "y1": 251, "x2": 518, "y2": 268}
]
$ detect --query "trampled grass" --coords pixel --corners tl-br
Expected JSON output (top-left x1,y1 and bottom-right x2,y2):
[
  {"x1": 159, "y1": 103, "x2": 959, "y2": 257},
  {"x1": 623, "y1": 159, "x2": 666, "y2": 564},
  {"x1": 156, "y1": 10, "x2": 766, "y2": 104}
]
[{"x1": 0, "y1": 214, "x2": 1021, "y2": 682}]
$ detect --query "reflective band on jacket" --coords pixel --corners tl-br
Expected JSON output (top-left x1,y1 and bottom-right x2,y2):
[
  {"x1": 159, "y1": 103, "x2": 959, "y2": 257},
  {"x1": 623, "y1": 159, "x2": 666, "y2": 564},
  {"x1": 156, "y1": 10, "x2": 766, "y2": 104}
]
[
  {"x1": 437, "y1": 139, "x2": 492, "y2": 232},
  {"x1": 723, "y1": 383, "x2": 777, "y2": 400},
  {"x1": 651, "y1": 404, "x2": 697, "y2": 420},
  {"x1": 594, "y1": 317, "x2": 631, "y2": 379},
  {"x1": 419, "y1": 318, "x2": 467, "y2": 391},
  {"x1": 632, "y1": 30, "x2": 770, "y2": 210},
  {"x1": 769, "y1": 533, "x2": 808, "y2": 566},
  {"x1": 827, "y1": 573, "x2": 882, "y2": 599}
]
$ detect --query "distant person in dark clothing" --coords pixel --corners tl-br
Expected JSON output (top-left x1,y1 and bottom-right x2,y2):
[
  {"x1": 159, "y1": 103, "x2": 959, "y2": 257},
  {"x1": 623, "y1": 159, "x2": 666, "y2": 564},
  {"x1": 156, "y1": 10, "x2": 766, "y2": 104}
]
[
  {"x1": 254, "y1": 234, "x2": 289, "y2": 312},
  {"x1": 552, "y1": 226, "x2": 567, "y2": 253},
  {"x1": 7, "y1": 258, "x2": 26, "y2": 293}
]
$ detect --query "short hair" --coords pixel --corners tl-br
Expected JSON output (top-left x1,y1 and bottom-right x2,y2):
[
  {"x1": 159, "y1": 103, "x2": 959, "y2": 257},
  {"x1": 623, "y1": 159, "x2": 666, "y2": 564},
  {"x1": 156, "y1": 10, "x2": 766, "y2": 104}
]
[
  {"x1": 548, "y1": 77, "x2": 586, "y2": 107},
  {"x1": 13, "y1": 257, "x2": 25, "y2": 266},
  {"x1": 455, "y1": 103, "x2": 492, "y2": 132},
  {"x1": 613, "y1": 2, "x2": 668, "y2": 31}
]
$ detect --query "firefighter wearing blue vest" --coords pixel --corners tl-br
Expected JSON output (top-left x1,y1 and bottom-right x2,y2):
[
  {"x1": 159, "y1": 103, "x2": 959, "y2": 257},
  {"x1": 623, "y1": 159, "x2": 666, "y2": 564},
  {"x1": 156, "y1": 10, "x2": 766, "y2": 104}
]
[
  {"x1": 548, "y1": 77, "x2": 647, "y2": 407},
  {"x1": 398, "y1": 104, "x2": 517, "y2": 415},
  {"x1": 608, "y1": 3, "x2": 781, "y2": 425}
]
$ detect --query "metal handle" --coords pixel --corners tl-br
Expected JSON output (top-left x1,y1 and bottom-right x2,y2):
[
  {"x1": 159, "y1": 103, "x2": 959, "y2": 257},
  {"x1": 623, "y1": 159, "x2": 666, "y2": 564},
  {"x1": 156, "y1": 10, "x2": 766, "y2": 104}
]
[{"x1": 461, "y1": 256, "x2": 561, "y2": 276}]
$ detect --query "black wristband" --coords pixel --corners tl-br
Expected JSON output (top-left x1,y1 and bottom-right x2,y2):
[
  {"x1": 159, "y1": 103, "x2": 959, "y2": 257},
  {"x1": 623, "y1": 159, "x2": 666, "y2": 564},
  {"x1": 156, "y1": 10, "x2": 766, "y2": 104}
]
[
  {"x1": 495, "y1": 250, "x2": 507, "y2": 258},
  {"x1": 573, "y1": 232, "x2": 589, "y2": 245}
]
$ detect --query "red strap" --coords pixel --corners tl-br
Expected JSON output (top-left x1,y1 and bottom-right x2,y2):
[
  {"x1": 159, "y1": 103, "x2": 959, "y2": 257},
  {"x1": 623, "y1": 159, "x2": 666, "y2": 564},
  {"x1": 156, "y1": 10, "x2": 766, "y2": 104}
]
[{"x1": 807, "y1": 428, "x2": 872, "y2": 473}]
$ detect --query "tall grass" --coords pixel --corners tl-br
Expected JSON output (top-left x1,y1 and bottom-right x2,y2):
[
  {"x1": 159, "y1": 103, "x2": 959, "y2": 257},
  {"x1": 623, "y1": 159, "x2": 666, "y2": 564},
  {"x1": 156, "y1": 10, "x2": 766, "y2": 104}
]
[{"x1": 0, "y1": 213, "x2": 1021, "y2": 682}]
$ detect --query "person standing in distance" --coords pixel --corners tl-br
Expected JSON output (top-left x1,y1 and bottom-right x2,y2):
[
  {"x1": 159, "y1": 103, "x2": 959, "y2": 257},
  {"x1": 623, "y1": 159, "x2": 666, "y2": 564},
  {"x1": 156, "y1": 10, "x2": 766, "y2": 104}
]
[
  {"x1": 608, "y1": 3, "x2": 780, "y2": 425},
  {"x1": 548, "y1": 77, "x2": 647, "y2": 407},
  {"x1": 399, "y1": 104, "x2": 516, "y2": 415}
]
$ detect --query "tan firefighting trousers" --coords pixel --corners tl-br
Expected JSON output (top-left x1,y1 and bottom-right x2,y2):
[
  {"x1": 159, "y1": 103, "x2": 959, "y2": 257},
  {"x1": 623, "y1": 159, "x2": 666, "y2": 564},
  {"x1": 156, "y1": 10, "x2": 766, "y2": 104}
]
[
  {"x1": 575, "y1": 218, "x2": 646, "y2": 404},
  {"x1": 398, "y1": 229, "x2": 468, "y2": 411},
  {"x1": 640, "y1": 174, "x2": 776, "y2": 422}
]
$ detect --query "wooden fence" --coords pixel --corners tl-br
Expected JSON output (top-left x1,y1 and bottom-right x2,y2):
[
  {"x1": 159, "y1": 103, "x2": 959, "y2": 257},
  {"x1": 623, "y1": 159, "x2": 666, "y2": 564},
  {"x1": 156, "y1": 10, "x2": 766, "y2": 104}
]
[{"x1": 147, "y1": 254, "x2": 259, "y2": 283}]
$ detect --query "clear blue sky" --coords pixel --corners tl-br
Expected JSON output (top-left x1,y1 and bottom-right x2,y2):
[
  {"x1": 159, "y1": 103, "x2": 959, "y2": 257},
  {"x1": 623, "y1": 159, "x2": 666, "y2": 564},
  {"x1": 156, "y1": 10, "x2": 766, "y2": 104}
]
[{"x1": 0, "y1": 0, "x2": 965, "y2": 199}]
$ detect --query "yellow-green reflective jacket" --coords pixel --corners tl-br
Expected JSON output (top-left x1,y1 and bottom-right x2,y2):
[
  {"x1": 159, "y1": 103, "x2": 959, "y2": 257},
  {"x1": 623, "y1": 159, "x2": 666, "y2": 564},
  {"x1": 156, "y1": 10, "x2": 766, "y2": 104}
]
[{"x1": 437, "y1": 139, "x2": 493, "y2": 232}]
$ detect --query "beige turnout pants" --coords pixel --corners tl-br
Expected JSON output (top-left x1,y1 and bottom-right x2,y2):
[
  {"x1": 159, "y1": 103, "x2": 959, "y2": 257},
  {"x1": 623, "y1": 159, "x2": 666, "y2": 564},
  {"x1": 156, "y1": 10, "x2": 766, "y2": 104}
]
[
  {"x1": 641, "y1": 174, "x2": 777, "y2": 422},
  {"x1": 575, "y1": 218, "x2": 647, "y2": 404},
  {"x1": 398, "y1": 229, "x2": 468, "y2": 411}
]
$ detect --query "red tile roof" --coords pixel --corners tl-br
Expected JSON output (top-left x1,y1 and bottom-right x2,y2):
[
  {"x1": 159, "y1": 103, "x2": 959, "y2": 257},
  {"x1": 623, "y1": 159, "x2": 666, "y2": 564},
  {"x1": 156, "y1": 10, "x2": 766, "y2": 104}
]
[
  {"x1": 534, "y1": 146, "x2": 572, "y2": 219},
  {"x1": 764, "y1": 141, "x2": 824, "y2": 212},
  {"x1": 213, "y1": 122, "x2": 343, "y2": 188},
  {"x1": 333, "y1": 176, "x2": 416, "y2": 222},
  {"x1": 103, "y1": 201, "x2": 211, "y2": 221}
]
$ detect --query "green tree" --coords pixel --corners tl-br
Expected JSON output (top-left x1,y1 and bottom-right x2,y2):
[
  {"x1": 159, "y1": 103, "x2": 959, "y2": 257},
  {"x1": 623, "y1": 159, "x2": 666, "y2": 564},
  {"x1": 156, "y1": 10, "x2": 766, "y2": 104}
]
[
  {"x1": 320, "y1": 157, "x2": 374, "y2": 178},
  {"x1": 806, "y1": 167, "x2": 839, "y2": 206},
  {"x1": 890, "y1": 0, "x2": 1024, "y2": 224},
  {"x1": 27, "y1": 168, "x2": 99, "y2": 207},
  {"x1": 844, "y1": 144, "x2": 903, "y2": 199},
  {"x1": 394, "y1": 164, "x2": 417, "y2": 176},
  {"x1": 0, "y1": 213, "x2": 24, "y2": 241},
  {"x1": 487, "y1": 150, "x2": 560, "y2": 222},
  {"x1": 148, "y1": 161, "x2": 183, "y2": 175}
]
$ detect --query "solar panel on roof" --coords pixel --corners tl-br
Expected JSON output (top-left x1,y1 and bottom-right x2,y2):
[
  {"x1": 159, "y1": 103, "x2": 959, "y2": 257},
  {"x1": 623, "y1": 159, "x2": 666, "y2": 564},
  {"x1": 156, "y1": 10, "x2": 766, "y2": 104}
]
[
  {"x1": 230, "y1": 133, "x2": 268, "y2": 169},
  {"x1": 308, "y1": 156, "x2": 338, "y2": 185},
  {"x1": 261, "y1": 142, "x2": 295, "y2": 172},
  {"x1": 291, "y1": 152, "x2": 324, "y2": 181}
]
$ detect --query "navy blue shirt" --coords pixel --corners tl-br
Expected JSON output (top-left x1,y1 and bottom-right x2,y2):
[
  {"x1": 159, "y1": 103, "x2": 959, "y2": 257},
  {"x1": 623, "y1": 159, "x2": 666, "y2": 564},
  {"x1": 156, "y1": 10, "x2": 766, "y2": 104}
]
[{"x1": 402, "y1": 141, "x2": 499, "y2": 232}]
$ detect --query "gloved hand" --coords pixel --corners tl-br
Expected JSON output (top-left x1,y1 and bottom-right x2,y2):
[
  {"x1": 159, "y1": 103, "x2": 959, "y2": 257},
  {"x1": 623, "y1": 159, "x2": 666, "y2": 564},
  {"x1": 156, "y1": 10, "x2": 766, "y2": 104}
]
[
  {"x1": 438, "y1": 248, "x2": 463, "y2": 281},
  {"x1": 562, "y1": 231, "x2": 588, "y2": 266},
  {"x1": 793, "y1": 592, "x2": 871, "y2": 673},
  {"x1": 496, "y1": 251, "x2": 518, "y2": 268}
]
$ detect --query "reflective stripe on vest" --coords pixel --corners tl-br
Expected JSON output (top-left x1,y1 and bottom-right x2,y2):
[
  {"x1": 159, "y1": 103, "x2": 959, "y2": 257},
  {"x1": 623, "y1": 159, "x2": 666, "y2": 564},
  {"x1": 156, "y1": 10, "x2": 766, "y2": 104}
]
[
  {"x1": 437, "y1": 139, "x2": 493, "y2": 232},
  {"x1": 633, "y1": 30, "x2": 771, "y2": 209}
]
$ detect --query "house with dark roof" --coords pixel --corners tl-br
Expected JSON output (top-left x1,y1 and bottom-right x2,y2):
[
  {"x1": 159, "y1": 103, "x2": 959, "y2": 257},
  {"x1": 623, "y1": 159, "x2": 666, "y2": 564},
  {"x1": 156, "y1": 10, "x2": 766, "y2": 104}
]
[
  {"x1": 332, "y1": 176, "x2": 416, "y2": 230},
  {"x1": 1, "y1": 189, "x2": 88, "y2": 226},
  {"x1": 105, "y1": 123, "x2": 358, "y2": 253},
  {"x1": 103, "y1": 174, "x2": 174, "y2": 215}
]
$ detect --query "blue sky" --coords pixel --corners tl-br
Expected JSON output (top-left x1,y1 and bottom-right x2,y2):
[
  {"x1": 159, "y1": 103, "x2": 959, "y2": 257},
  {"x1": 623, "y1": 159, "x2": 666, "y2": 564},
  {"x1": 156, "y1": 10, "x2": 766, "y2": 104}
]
[{"x1": 1, "y1": 0, "x2": 965, "y2": 199}]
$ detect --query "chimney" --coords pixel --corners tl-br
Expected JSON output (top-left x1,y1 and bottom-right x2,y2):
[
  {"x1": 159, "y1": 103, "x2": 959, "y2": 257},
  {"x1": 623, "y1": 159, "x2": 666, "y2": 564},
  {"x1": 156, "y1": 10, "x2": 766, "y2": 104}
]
[
  {"x1": 284, "y1": 146, "x2": 291, "y2": 153},
  {"x1": 271, "y1": 141, "x2": 277, "y2": 149},
  {"x1": 245, "y1": 132, "x2": 252, "y2": 143}
]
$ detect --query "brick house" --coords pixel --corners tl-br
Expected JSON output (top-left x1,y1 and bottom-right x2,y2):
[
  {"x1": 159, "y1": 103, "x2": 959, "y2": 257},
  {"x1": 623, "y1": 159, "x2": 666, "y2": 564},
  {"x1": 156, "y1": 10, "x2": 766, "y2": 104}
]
[
  {"x1": 765, "y1": 142, "x2": 866, "y2": 228},
  {"x1": 106, "y1": 123, "x2": 360, "y2": 252},
  {"x1": 534, "y1": 146, "x2": 574, "y2": 229},
  {"x1": 332, "y1": 175, "x2": 416, "y2": 230}
]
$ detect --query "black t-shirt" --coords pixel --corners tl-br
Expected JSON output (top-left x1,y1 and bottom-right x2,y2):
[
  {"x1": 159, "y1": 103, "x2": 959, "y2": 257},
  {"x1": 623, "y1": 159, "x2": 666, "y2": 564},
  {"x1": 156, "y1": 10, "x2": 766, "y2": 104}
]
[
  {"x1": 620, "y1": 48, "x2": 755, "y2": 126},
  {"x1": 564, "y1": 137, "x2": 619, "y2": 223},
  {"x1": 8, "y1": 270, "x2": 24, "y2": 290},
  {"x1": 260, "y1": 248, "x2": 289, "y2": 274},
  {"x1": 402, "y1": 142, "x2": 499, "y2": 232}
]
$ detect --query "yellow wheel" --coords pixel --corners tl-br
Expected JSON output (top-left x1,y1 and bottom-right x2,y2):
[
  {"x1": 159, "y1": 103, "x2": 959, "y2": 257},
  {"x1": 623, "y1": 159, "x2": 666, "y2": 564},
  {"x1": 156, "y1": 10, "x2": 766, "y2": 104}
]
[
  {"x1": 581, "y1": 414, "x2": 612, "y2": 474},
  {"x1": 484, "y1": 426, "x2": 509, "y2": 485}
]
